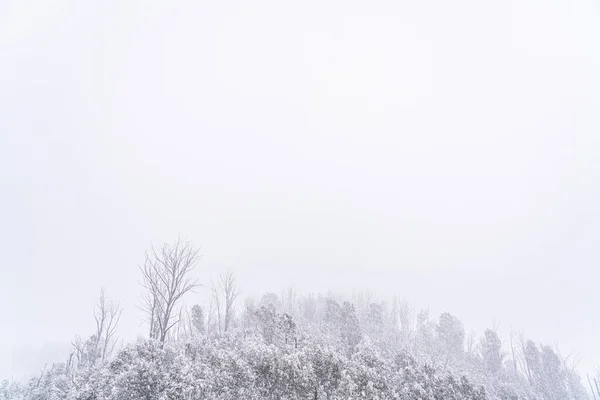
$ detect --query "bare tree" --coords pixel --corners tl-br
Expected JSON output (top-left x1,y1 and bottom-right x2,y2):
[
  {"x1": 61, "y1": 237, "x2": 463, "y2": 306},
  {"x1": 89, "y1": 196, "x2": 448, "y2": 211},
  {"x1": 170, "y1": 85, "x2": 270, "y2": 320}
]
[
  {"x1": 397, "y1": 299, "x2": 415, "y2": 349},
  {"x1": 516, "y1": 330, "x2": 533, "y2": 385},
  {"x1": 588, "y1": 371, "x2": 600, "y2": 400},
  {"x1": 71, "y1": 337, "x2": 86, "y2": 368},
  {"x1": 206, "y1": 297, "x2": 216, "y2": 335},
  {"x1": 70, "y1": 289, "x2": 122, "y2": 374},
  {"x1": 140, "y1": 238, "x2": 199, "y2": 344},
  {"x1": 210, "y1": 282, "x2": 223, "y2": 334},
  {"x1": 280, "y1": 287, "x2": 298, "y2": 316},
  {"x1": 587, "y1": 375, "x2": 598, "y2": 400},
  {"x1": 211, "y1": 269, "x2": 242, "y2": 333},
  {"x1": 466, "y1": 329, "x2": 477, "y2": 356},
  {"x1": 509, "y1": 327, "x2": 519, "y2": 375},
  {"x1": 222, "y1": 270, "x2": 242, "y2": 332},
  {"x1": 94, "y1": 289, "x2": 123, "y2": 361},
  {"x1": 557, "y1": 345, "x2": 585, "y2": 399}
]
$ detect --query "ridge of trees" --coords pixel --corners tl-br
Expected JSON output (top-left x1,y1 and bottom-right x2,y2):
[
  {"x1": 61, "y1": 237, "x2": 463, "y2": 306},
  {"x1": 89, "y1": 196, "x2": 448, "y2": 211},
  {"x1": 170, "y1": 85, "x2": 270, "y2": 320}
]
[{"x1": 0, "y1": 239, "x2": 594, "y2": 400}]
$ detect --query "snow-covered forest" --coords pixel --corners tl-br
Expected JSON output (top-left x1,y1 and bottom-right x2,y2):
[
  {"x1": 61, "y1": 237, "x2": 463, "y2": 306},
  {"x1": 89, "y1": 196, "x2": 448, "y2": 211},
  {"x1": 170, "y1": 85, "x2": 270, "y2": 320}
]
[{"x1": 1, "y1": 240, "x2": 596, "y2": 400}]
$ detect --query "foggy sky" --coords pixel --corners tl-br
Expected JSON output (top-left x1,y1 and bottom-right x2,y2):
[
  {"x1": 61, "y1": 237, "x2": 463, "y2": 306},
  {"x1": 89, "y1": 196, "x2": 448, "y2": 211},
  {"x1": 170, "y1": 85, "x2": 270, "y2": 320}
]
[{"x1": 1, "y1": 0, "x2": 600, "y2": 379}]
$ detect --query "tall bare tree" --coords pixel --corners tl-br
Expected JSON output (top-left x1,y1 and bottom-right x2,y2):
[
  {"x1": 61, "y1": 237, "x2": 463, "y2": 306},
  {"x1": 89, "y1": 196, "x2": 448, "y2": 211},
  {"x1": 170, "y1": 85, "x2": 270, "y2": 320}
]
[
  {"x1": 465, "y1": 329, "x2": 477, "y2": 356},
  {"x1": 71, "y1": 289, "x2": 122, "y2": 371},
  {"x1": 206, "y1": 297, "x2": 216, "y2": 335},
  {"x1": 397, "y1": 299, "x2": 415, "y2": 347},
  {"x1": 587, "y1": 371, "x2": 600, "y2": 400},
  {"x1": 557, "y1": 346, "x2": 585, "y2": 399},
  {"x1": 140, "y1": 238, "x2": 199, "y2": 344},
  {"x1": 210, "y1": 283, "x2": 223, "y2": 334},
  {"x1": 211, "y1": 269, "x2": 241, "y2": 333},
  {"x1": 516, "y1": 331, "x2": 533, "y2": 385},
  {"x1": 95, "y1": 289, "x2": 123, "y2": 361},
  {"x1": 509, "y1": 328, "x2": 519, "y2": 375},
  {"x1": 280, "y1": 287, "x2": 298, "y2": 316}
]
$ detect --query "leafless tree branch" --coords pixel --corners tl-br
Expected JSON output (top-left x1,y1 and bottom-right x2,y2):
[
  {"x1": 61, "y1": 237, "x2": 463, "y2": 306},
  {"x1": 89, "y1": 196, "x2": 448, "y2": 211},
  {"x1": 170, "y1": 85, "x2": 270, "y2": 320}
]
[{"x1": 139, "y1": 238, "x2": 199, "y2": 344}]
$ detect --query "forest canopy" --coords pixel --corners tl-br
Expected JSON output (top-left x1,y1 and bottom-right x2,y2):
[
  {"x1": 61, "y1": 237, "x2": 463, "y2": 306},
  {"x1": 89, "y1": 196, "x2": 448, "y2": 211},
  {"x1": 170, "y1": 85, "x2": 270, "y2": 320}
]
[{"x1": 0, "y1": 240, "x2": 593, "y2": 400}]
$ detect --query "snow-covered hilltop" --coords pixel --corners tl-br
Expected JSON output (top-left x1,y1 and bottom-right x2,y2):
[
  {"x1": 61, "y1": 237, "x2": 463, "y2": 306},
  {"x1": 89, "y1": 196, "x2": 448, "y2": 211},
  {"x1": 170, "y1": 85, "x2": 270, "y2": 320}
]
[
  {"x1": 1, "y1": 241, "x2": 592, "y2": 399},
  {"x1": 0, "y1": 294, "x2": 590, "y2": 400}
]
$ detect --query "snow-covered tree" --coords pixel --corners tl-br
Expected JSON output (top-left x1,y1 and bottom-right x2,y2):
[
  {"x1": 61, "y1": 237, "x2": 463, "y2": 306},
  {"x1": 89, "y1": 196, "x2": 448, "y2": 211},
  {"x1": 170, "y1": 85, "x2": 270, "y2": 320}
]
[
  {"x1": 480, "y1": 329, "x2": 504, "y2": 377},
  {"x1": 140, "y1": 239, "x2": 199, "y2": 344},
  {"x1": 190, "y1": 304, "x2": 205, "y2": 335}
]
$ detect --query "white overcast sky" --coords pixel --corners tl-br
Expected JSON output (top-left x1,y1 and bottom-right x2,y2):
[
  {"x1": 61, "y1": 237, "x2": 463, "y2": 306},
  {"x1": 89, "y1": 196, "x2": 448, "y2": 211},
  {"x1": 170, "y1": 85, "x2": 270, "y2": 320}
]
[{"x1": 1, "y1": 0, "x2": 600, "y2": 378}]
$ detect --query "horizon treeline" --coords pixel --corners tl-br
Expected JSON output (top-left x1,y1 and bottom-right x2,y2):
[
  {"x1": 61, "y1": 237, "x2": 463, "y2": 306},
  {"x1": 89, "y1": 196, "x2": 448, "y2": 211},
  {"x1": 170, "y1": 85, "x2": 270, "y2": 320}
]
[{"x1": 0, "y1": 239, "x2": 596, "y2": 400}]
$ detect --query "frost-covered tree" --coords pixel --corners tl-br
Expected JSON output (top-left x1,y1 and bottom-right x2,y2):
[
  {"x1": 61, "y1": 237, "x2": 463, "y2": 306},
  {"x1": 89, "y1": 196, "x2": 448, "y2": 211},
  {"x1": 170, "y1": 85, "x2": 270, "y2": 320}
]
[
  {"x1": 211, "y1": 269, "x2": 242, "y2": 333},
  {"x1": 341, "y1": 301, "x2": 362, "y2": 354},
  {"x1": 260, "y1": 292, "x2": 282, "y2": 312},
  {"x1": 253, "y1": 303, "x2": 279, "y2": 344},
  {"x1": 140, "y1": 238, "x2": 199, "y2": 344},
  {"x1": 480, "y1": 328, "x2": 504, "y2": 377},
  {"x1": 365, "y1": 302, "x2": 384, "y2": 336},
  {"x1": 70, "y1": 289, "x2": 122, "y2": 375},
  {"x1": 416, "y1": 309, "x2": 438, "y2": 364},
  {"x1": 436, "y1": 312, "x2": 466, "y2": 368},
  {"x1": 0, "y1": 379, "x2": 23, "y2": 400},
  {"x1": 523, "y1": 340, "x2": 542, "y2": 387},
  {"x1": 540, "y1": 345, "x2": 569, "y2": 400},
  {"x1": 190, "y1": 304, "x2": 205, "y2": 335}
]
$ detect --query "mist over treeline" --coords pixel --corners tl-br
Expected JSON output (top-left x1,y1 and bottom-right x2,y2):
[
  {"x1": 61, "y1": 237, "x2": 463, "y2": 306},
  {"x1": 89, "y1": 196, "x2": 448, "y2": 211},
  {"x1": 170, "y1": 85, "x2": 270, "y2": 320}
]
[{"x1": 1, "y1": 239, "x2": 597, "y2": 400}]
